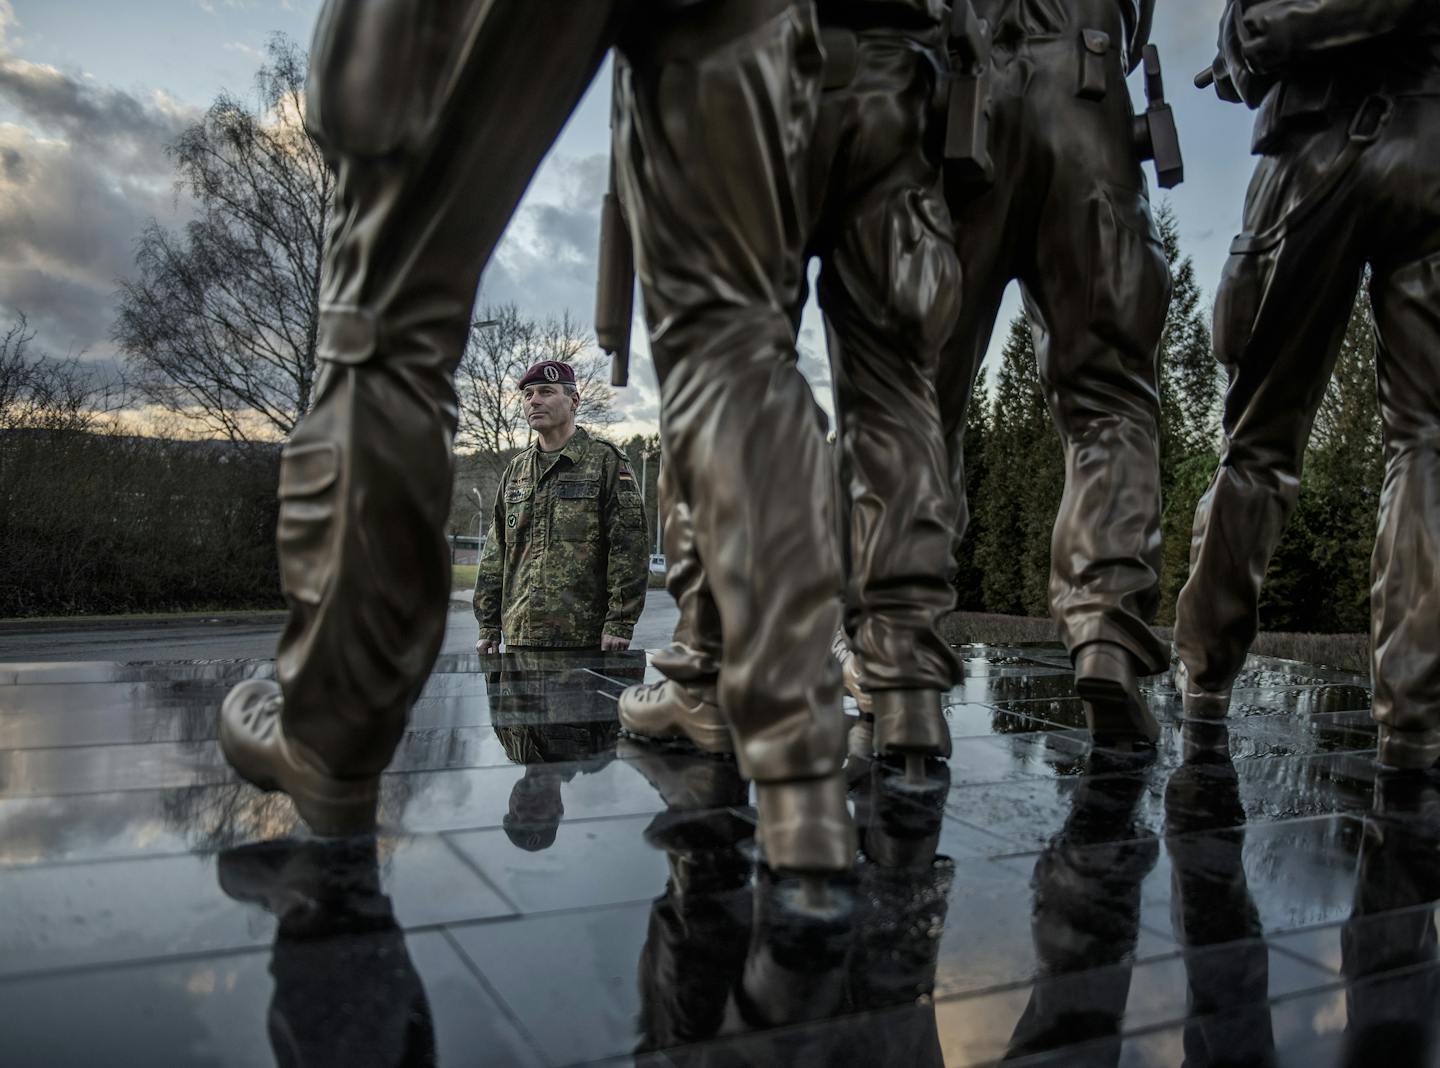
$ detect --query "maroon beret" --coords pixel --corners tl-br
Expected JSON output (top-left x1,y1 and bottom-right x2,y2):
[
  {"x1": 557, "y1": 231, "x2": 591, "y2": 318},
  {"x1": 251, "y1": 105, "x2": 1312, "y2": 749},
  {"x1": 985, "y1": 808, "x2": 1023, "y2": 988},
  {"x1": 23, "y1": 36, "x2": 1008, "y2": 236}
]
[{"x1": 518, "y1": 360, "x2": 577, "y2": 390}]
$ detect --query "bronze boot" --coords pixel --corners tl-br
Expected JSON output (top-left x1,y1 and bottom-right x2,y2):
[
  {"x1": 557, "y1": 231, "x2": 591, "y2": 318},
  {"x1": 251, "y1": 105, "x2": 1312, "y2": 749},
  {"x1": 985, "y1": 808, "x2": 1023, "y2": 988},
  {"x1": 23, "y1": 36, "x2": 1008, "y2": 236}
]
[
  {"x1": 831, "y1": 630, "x2": 874, "y2": 715},
  {"x1": 1074, "y1": 642, "x2": 1159, "y2": 749},
  {"x1": 755, "y1": 774, "x2": 857, "y2": 883},
  {"x1": 871, "y1": 690, "x2": 952, "y2": 769},
  {"x1": 1174, "y1": 660, "x2": 1233, "y2": 722},
  {"x1": 618, "y1": 678, "x2": 733, "y2": 755},
  {"x1": 219, "y1": 679, "x2": 380, "y2": 836}
]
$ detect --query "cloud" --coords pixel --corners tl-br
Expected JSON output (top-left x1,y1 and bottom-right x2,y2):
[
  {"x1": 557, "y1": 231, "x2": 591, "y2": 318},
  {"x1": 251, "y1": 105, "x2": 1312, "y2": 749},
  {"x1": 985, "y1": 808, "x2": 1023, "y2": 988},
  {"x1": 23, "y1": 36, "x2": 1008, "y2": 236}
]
[
  {"x1": 223, "y1": 40, "x2": 268, "y2": 64},
  {"x1": 481, "y1": 152, "x2": 609, "y2": 322},
  {"x1": 0, "y1": 19, "x2": 195, "y2": 359}
]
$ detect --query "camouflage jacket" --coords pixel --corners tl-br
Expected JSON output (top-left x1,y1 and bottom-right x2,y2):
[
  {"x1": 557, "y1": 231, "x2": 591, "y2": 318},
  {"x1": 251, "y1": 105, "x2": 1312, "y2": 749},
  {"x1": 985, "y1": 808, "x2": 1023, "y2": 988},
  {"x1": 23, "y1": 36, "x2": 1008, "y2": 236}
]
[{"x1": 474, "y1": 427, "x2": 649, "y2": 648}]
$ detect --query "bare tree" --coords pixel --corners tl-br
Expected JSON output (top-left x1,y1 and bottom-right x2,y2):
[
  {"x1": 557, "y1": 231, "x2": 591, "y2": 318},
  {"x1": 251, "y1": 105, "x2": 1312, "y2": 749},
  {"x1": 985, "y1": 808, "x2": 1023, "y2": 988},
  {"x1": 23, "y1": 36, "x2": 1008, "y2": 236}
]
[
  {"x1": 0, "y1": 315, "x2": 121, "y2": 434},
  {"x1": 115, "y1": 35, "x2": 330, "y2": 445},
  {"x1": 455, "y1": 302, "x2": 619, "y2": 482}
]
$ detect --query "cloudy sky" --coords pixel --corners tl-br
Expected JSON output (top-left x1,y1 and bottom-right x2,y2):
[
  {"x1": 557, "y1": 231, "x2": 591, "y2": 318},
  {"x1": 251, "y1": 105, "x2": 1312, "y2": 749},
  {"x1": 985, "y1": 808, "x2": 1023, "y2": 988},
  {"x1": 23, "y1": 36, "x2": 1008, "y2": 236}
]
[{"x1": 2, "y1": 0, "x2": 1245, "y2": 437}]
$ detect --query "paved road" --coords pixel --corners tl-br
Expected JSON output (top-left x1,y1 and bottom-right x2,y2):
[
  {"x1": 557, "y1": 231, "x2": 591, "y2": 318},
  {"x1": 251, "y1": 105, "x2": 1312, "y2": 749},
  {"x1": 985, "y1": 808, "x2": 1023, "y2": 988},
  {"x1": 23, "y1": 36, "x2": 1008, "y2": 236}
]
[{"x1": 0, "y1": 589, "x2": 679, "y2": 663}]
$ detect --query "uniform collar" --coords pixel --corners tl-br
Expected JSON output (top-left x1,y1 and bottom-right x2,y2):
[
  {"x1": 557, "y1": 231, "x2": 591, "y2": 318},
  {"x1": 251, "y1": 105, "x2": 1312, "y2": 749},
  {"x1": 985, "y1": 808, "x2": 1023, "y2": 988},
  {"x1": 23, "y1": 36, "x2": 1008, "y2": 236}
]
[{"x1": 531, "y1": 425, "x2": 589, "y2": 475}]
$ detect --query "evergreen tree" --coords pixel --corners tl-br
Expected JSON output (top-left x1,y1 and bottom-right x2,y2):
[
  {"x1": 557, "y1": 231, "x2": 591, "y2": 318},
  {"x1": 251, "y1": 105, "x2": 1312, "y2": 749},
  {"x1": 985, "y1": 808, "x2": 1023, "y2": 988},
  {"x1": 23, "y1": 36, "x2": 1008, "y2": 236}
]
[
  {"x1": 1154, "y1": 202, "x2": 1223, "y2": 622},
  {"x1": 974, "y1": 315, "x2": 1061, "y2": 616},
  {"x1": 1261, "y1": 280, "x2": 1382, "y2": 633},
  {"x1": 1155, "y1": 203, "x2": 1221, "y2": 471},
  {"x1": 952, "y1": 385, "x2": 990, "y2": 611}
]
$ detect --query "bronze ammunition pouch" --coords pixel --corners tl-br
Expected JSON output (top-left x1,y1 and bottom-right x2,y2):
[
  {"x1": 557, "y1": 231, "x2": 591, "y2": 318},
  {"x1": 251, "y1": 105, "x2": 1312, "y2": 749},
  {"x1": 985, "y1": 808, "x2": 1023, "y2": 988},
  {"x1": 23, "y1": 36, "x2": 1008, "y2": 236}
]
[
  {"x1": 1131, "y1": 44, "x2": 1183, "y2": 189},
  {"x1": 1077, "y1": 29, "x2": 1110, "y2": 100},
  {"x1": 944, "y1": 0, "x2": 994, "y2": 185}
]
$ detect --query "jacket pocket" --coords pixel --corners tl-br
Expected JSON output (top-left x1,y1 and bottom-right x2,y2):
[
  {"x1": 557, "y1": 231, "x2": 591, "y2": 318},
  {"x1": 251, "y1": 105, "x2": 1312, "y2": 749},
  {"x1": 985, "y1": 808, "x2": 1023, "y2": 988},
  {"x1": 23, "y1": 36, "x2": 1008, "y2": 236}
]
[
  {"x1": 1087, "y1": 182, "x2": 1171, "y2": 356},
  {"x1": 276, "y1": 442, "x2": 340, "y2": 606},
  {"x1": 552, "y1": 480, "x2": 601, "y2": 542}
]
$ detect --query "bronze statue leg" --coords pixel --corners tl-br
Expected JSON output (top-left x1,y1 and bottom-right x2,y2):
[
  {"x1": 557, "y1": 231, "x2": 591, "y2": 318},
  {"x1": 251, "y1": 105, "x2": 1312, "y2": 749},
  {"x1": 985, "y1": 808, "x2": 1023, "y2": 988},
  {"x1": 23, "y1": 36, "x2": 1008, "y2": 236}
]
[
  {"x1": 1370, "y1": 243, "x2": 1440, "y2": 766},
  {"x1": 614, "y1": 3, "x2": 851, "y2": 810},
  {"x1": 818, "y1": 38, "x2": 961, "y2": 701},
  {"x1": 1017, "y1": 35, "x2": 1170, "y2": 677},
  {"x1": 648, "y1": 459, "x2": 723, "y2": 686},
  {"x1": 275, "y1": 1, "x2": 624, "y2": 777},
  {"x1": 1174, "y1": 130, "x2": 1366, "y2": 702}
]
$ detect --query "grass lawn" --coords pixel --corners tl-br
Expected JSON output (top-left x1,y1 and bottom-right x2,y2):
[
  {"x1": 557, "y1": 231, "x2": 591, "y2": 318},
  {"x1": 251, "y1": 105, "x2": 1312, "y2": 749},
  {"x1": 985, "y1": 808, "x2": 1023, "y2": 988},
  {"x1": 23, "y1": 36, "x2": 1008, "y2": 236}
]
[
  {"x1": 452, "y1": 564, "x2": 478, "y2": 591},
  {"x1": 939, "y1": 611, "x2": 1370, "y2": 675}
]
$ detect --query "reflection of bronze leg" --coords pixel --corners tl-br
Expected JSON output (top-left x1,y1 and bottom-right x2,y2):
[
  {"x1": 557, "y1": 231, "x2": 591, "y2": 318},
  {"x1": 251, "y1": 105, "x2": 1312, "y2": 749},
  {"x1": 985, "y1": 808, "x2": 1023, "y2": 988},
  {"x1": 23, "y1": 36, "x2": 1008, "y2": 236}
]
[
  {"x1": 1174, "y1": 127, "x2": 1365, "y2": 709},
  {"x1": 629, "y1": 749, "x2": 754, "y2": 1055},
  {"x1": 1370, "y1": 245, "x2": 1440, "y2": 767},
  {"x1": 219, "y1": 837, "x2": 435, "y2": 1068},
  {"x1": 1164, "y1": 723, "x2": 1276, "y2": 1065},
  {"x1": 614, "y1": 1, "x2": 853, "y2": 873},
  {"x1": 1004, "y1": 750, "x2": 1157, "y2": 1063},
  {"x1": 818, "y1": 32, "x2": 960, "y2": 758},
  {"x1": 847, "y1": 758, "x2": 951, "y2": 1068},
  {"x1": 225, "y1": 3, "x2": 626, "y2": 797},
  {"x1": 1340, "y1": 769, "x2": 1440, "y2": 1063}
]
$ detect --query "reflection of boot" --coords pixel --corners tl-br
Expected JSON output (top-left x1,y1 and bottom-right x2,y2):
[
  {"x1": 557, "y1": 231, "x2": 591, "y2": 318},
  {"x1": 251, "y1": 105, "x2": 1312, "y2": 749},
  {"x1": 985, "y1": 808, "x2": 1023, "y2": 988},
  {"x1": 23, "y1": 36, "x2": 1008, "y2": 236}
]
[
  {"x1": 634, "y1": 753, "x2": 755, "y2": 1055},
  {"x1": 1339, "y1": 768, "x2": 1440, "y2": 1065},
  {"x1": 619, "y1": 736, "x2": 750, "y2": 813},
  {"x1": 856, "y1": 756, "x2": 951, "y2": 870},
  {"x1": 619, "y1": 679, "x2": 733, "y2": 755},
  {"x1": 219, "y1": 679, "x2": 379, "y2": 836},
  {"x1": 1005, "y1": 749, "x2": 1158, "y2": 1062},
  {"x1": 1074, "y1": 642, "x2": 1158, "y2": 748},
  {"x1": 1164, "y1": 727, "x2": 1275, "y2": 1065},
  {"x1": 849, "y1": 755, "x2": 953, "y2": 1068},
  {"x1": 219, "y1": 837, "x2": 436, "y2": 1068},
  {"x1": 736, "y1": 869, "x2": 854, "y2": 1030}
]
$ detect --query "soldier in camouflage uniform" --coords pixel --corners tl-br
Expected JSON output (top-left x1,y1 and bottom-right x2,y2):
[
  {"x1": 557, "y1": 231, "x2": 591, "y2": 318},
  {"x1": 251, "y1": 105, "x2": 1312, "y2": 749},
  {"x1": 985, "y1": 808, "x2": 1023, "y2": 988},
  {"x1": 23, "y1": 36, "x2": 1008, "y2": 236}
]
[{"x1": 473, "y1": 360, "x2": 649, "y2": 651}]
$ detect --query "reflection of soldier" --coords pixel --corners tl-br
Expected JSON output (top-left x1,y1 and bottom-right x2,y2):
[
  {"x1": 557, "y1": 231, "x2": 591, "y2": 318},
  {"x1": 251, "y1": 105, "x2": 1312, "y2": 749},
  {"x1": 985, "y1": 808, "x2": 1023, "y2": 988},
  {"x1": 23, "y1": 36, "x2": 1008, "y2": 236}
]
[
  {"x1": 1341, "y1": 767, "x2": 1440, "y2": 1064},
  {"x1": 617, "y1": 0, "x2": 963, "y2": 823},
  {"x1": 218, "y1": 0, "x2": 634, "y2": 837},
  {"x1": 1174, "y1": 2, "x2": 1440, "y2": 769},
  {"x1": 940, "y1": 0, "x2": 1173, "y2": 748},
  {"x1": 218, "y1": 837, "x2": 435, "y2": 1067},
  {"x1": 1003, "y1": 749, "x2": 1158, "y2": 1063},
  {"x1": 1164, "y1": 722, "x2": 1276, "y2": 1067},
  {"x1": 488, "y1": 649, "x2": 642, "y2": 851}
]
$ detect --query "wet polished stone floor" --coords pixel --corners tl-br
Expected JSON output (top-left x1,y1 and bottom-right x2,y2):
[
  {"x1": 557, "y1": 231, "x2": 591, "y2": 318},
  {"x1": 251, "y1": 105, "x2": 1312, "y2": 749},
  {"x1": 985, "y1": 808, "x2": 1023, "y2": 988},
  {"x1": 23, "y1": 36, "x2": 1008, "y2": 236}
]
[{"x1": 3, "y1": 644, "x2": 1439, "y2": 1066}]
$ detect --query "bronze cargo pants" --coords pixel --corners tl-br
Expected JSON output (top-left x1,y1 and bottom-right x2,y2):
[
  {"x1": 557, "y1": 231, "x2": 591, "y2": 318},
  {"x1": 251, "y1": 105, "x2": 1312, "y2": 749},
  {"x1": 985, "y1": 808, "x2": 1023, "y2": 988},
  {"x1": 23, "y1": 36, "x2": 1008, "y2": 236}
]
[
  {"x1": 277, "y1": 0, "x2": 627, "y2": 777},
  {"x1": 1174, "y1": 92, "x2": 1440, "y2": 767},
  {"x1": 940, "y1": 0, "x2": 1172, "y2": 676},
  {"x1": 642, "y1": 15, "x2": 964, "y2": 722},
  {"x1": 613, "y1": 0, "x2": 850, "y2": 784}
]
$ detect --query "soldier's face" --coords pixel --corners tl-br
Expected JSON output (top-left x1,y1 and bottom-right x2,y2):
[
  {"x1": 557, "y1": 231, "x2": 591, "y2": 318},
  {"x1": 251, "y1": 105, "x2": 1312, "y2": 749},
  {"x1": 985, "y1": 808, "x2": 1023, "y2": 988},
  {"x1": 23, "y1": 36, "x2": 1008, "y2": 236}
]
[{"x1": 523, "y1": 383, "x2": 579, "y2": 433}]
